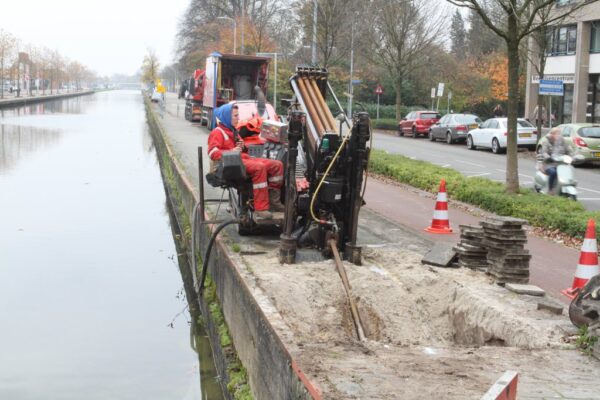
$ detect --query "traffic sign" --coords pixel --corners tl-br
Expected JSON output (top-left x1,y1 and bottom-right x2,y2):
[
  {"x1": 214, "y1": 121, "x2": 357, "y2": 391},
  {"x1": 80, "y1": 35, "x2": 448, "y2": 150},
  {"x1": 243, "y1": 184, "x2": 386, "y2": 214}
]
[
  {"x1": 431, "y1": 88, "x2": 436, "y2": 99},
  {"x1": 437, "y1": 82, "x2": 445, "y2": 97},
  {"x1": 374, "y1": 84, "x2": 384, "y2": 95},
  {"x1": 351, "y1": 79, "x2": 362, "y2": 85},
  {"x1": 539, "y1": 79, "x2": 563, "y2": 96}
]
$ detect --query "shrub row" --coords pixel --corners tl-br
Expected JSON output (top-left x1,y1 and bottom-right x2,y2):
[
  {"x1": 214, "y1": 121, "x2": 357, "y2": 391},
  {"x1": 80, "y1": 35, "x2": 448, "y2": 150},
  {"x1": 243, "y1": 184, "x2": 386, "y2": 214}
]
[
  {"x1": 372, "y1": 118, "x2": 398, "y2": 130},
  {"x1": 368, "y1": 149, "x2": 600, "y2": 239}
]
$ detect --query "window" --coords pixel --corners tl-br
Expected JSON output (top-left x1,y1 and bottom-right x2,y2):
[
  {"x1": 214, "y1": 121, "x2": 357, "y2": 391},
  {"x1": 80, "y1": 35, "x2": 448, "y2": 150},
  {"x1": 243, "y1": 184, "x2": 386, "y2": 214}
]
[
  {"x1": 420, "y1": 113, "x2": 440, "y2": 120},
  {"x1": 579, "y1": 127, "x2": 600, "y2": 138},
  {"x1": 562, "y1": 126, "x2": 573, "y2": 137},
  {"x1": 591, "y1": 22, "x2": 600, "y2": 53},
  {"x1": 517, "y1": 120, "x2": 534, "y2": 128},
  {"x1": 489, "y1": 120, "x2": 499, "y2": 129},
  {"x1": 546, "y1": 25, "x2": 577, "y2": 56}
]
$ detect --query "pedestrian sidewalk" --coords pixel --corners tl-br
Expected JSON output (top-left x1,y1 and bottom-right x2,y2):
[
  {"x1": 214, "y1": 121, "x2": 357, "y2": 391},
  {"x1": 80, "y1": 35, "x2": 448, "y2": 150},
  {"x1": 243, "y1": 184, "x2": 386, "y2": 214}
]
[{"x1": 364, "y1": 178, "x2": 581, "y2": 303}]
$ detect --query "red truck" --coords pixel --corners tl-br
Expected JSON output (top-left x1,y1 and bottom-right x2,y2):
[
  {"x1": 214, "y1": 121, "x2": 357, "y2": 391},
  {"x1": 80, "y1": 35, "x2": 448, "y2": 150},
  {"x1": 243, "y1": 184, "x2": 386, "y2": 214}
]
[{"x1": 183, "y1": 52, "x2": 278, "y2": 128}]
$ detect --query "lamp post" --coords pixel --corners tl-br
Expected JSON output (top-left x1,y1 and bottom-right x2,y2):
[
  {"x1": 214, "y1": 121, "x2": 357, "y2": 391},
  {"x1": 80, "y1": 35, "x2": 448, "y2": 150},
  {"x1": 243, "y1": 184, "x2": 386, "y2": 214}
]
[
  {"x1": 217, "y1": 16, "x2": 237, "y2": 54},
  {"x1": 312, "y1": 0, "x2": 317, "y2": 64},
  {"x1": 255, "y1": 52, "x2": 279, "y2": 114},
  {"x1": 209, "y1": 52, "x2": 221, "y2": 129}
]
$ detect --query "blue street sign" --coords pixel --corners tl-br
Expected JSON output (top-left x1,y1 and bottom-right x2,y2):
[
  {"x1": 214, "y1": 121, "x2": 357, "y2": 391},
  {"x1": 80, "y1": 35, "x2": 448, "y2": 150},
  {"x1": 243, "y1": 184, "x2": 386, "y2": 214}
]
[
  {"x1": 539, "y1": 79, "x2": 564, "y2": 96},
  {"x1": 351, "y1": 79, "x2": 362, "y2": 85}
]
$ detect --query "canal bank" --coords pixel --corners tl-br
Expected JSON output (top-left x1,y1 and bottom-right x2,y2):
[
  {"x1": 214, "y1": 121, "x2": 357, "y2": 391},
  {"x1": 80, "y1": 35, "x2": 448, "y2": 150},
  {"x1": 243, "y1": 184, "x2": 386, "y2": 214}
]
[
  {"x1": 146, "y1": 94, "x2": 600, "y2": 399},
  {"x1": 0, "y1": 90, "x2": 96, "y2": 108}
]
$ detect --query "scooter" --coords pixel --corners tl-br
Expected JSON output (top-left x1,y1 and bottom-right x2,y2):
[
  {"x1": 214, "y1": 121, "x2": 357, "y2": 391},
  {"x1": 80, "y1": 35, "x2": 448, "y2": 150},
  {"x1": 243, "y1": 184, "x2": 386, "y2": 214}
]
[{"x1": 534, "y1": 154, "x2": 584, "y2": 200}]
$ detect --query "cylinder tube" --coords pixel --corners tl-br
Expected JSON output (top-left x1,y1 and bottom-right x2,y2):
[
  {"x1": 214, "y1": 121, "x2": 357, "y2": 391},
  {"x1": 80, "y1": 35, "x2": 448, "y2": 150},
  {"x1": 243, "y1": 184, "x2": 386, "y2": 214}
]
[
  {"x1": 303, "y1": 77, "x2": 332, "y2": 134},
  {"x1": 297, "y1": 78, "x2": 325, "y2": 136},
  {"x1": 310, "y1": 79, "x2": 337, "y2": 132}
]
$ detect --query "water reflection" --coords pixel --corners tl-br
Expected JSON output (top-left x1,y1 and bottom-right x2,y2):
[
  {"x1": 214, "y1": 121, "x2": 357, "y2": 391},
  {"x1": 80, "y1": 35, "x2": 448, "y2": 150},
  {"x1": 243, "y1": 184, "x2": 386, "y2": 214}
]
[
  {"x1": 0, "y1": 124, "x2": 62, "y2": 173},
  {"x1": 0, "y1": 90, "x2": 215, "y2": 399}
]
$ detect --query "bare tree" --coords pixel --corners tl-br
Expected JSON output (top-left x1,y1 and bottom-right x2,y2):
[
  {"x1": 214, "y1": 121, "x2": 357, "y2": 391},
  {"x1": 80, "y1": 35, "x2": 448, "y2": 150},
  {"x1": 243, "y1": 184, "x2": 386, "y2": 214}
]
[
  {"x1": 0, "y1": 30, "x2": 17, "y2": 99},
  {"x1": 141, "y1": 48, "x2": 160, "y2": 85},
  {"x1": 370, "y1": 0, "x2": 446, "y2": 120},
  {"x1": 447, "y1": 0, "x2": 593, "y2": 193}
]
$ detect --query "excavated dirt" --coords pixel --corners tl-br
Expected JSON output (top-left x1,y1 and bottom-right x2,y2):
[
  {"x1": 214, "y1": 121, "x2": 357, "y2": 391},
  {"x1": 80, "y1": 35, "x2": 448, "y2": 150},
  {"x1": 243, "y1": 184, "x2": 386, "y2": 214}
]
[{"x1": 230, "y1": 242, "x2": 600, "y2": 399}]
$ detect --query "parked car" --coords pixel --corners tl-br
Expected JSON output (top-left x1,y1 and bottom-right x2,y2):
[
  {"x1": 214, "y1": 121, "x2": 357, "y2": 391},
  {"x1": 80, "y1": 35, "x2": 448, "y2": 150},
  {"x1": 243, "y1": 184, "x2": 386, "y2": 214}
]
[
  {"x1": 398, "y1": 110, "x2": 441, "y2": 138},
  {"x1": 151, "y1": 89, "x2": 163, "y2": 103},
  {"x1": 466, "y1": 118, "x2": 537, "y2": 154},
  {"x1": 429, "y1": 113, "x2": 482, "y2": 144},
  {"x1": 536, "y1": 123, "x2": 600, "y2": 164}
]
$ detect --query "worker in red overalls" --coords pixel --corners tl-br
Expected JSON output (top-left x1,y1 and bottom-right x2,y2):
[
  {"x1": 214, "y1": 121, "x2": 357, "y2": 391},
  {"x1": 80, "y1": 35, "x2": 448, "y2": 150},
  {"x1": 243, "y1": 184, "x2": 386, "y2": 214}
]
[{"x1": 207, "y1": 103, "x2": 284, "y2": 220}]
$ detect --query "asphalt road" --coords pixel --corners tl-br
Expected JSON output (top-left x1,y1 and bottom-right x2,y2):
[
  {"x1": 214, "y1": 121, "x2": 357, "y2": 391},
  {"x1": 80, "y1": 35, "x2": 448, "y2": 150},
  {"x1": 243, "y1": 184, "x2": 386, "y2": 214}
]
[{"x1": 372, "y1": 130, "x2": 600, "y2": 211}]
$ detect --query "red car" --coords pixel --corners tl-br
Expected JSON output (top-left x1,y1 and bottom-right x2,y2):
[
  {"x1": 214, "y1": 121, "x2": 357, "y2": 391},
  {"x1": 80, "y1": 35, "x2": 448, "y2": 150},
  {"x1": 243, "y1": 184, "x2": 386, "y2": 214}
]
[{"x1": 398, "y1": 110, "x2": 441, "y2": 137}]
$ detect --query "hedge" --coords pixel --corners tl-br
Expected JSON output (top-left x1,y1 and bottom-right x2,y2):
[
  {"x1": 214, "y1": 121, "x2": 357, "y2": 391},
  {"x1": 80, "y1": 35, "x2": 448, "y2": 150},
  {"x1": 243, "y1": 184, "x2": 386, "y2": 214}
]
[
  {"x1": 372, "y1": 118, "x2": 398, "y2": 130},
  {"x1": 368, "y1": 149, "x2": 600, "y2": 240}
]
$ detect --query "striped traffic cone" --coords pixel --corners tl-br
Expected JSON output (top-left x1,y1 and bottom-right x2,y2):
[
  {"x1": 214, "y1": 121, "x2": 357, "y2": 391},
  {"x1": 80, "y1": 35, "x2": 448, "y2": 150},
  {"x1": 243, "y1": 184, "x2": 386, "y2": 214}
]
[
  {"x1": 561, "y1": 218, "x2": 599, "y2": 299},
  {"x1": 425, "y1": 179, "x2": 453, "y2": 234}
]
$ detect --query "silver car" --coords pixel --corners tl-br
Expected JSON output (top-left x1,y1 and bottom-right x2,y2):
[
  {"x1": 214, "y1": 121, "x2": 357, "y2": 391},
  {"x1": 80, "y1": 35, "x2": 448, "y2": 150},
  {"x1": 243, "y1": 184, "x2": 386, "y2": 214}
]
[{"x1": 429, "y1": 114, "x2": 482, "y2": 144}]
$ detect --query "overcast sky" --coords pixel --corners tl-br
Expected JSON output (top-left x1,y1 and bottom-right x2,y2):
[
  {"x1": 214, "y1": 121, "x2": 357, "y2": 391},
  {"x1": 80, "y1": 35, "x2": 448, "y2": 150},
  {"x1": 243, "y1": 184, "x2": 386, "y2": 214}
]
[{"x1": 2, "y1": 0, "x2": 190, "y2": 77}]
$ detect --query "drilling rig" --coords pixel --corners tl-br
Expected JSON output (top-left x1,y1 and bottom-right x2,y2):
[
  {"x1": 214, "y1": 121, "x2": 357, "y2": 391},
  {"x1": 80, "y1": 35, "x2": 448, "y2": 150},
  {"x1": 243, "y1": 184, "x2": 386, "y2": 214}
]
[{"x1": 203, "y1": 66, "x2": 371, "y2": 265}]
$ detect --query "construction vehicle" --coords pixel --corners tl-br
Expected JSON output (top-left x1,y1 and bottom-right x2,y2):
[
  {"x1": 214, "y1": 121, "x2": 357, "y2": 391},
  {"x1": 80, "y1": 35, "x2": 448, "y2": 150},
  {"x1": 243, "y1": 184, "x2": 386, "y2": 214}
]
[
  {"x1": 198, "y1": 52, "x2": 277, "y2": 128},
  {"x1": 200, "y1": 65, "x2": 371, "y2": 266},
  {"x1": 184, "y1": 69, "x2": 205, "y2": 122}
]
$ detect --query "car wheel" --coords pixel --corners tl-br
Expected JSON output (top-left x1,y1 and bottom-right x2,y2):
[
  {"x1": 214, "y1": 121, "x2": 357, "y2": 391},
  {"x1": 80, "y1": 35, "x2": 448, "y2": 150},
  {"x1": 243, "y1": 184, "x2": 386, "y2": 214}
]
[
  {"x1": 429, "y1": 130, "x2": 435, "y2": 141},
  {"x1": 446, "y1": 132, "x2": 453, "y2": 144},
  {"x1": 412, "y1": 126, "x2": 418, "y2": 138},
  {"x1": 569, "y1": 194, "x2": 577, "y2": 201},
  {"x1": 492, "y1": 138, "x2": 503, "y2": 154},
  {"x1": 467, "y1": 135, "x2": 475, "y2": 150},
  {"x1": 398, "y1": 128, "x2": 404, "y2": 137}
]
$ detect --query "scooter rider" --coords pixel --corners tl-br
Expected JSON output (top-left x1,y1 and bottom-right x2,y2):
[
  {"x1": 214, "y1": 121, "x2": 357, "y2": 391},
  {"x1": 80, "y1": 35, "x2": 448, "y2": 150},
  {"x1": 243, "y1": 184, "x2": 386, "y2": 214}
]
[
  {"x1": 207, "y1": 103, "x2": 284, "y2": 220},
  {"x1": 538, "y1": 126, "x2": 575, "y2": 194}
]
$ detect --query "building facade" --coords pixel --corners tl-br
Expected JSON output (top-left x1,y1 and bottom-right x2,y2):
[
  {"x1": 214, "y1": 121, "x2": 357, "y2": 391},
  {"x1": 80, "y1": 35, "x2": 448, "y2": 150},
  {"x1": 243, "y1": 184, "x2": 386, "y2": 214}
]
[{"x1": 525, "y1": 2, "x2": 600, "y2": 125}]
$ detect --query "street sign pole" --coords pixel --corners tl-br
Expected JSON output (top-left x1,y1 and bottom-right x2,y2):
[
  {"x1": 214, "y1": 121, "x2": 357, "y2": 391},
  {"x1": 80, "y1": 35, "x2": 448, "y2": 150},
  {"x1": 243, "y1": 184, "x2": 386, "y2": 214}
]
[
  {"x1": 377, "y1": 93, "x2": 380, "y2": 120},
  {"x1": 431, "y1": 88, "x2": 435, "y2": 110}
]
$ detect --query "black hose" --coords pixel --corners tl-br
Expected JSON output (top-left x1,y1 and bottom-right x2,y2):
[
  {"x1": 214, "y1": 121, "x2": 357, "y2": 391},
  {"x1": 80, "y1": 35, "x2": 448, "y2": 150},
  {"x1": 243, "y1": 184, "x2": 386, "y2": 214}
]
[{"x1": 198, "y1": 219, "x2": 238, "y2": 296}]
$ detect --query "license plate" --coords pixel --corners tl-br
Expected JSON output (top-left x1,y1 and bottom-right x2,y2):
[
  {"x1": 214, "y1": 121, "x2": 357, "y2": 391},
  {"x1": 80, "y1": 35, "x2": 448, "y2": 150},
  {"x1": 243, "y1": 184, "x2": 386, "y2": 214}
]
[
  {"x1": 469, "y1": 124, "x2": 478, "y2": 129},
  {"x1": 593, "y1": 152, "x2": 600, "y2": 158},
  {"x1": 520, "y1": 133, "x2": 531, "y2": 138}
]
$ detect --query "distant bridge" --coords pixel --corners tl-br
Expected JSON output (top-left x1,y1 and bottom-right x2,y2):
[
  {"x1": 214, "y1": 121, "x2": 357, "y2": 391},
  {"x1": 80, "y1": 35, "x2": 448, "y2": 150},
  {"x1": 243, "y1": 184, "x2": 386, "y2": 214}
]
[{"x1": 115, "y1": 83, "x2": 142, "y2": 90}]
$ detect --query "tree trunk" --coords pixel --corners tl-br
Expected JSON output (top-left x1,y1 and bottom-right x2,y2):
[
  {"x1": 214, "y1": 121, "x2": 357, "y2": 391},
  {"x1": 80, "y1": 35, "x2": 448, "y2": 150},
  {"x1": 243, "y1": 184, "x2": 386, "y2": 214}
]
[
  {"x1": 395, "y1": 78, "x2": 402, "y2": 121},
  {"x1": 506, "y1": 37, "x2": 520, "y2": 193}
]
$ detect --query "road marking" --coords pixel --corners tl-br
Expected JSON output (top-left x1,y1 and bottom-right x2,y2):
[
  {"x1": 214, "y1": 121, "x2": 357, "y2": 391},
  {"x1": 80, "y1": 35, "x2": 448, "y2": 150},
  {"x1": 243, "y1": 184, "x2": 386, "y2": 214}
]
[
  {"x1": 455, "y1": 160, "x2": 485, "y2": 168},
  {"x1": 467, "y1": 173, "x2": 491, "y2": 178},
  {"x1": 518, "y1": 173, "x2": 533, "y2": 178},
  {"x1": 579, "y1": 187, "x2": 600, "y2": 194},
  {"x1": 495, "y1": 169, "x2": 506, "y2": 173},
  {"x1": 578, "y1": 198, "x2": 600, "y2": 201}
]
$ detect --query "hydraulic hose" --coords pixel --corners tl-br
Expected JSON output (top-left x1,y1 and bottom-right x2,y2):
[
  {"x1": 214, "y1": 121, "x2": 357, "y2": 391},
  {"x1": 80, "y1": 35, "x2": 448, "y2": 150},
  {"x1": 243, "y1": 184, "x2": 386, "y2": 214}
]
[{"x1": 198, "y1": 219, "x2": 239, "y2": 296}]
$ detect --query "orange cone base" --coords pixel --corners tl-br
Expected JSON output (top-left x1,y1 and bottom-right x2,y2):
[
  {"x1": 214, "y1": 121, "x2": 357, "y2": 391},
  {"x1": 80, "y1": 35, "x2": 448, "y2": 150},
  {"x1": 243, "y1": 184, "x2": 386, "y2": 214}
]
[
  {"x1": 425, "y1": 226, "x2": 453, "y2": 234},
  {"x1": 560, "y1": 287, "x2": 579, "y2": 299}
]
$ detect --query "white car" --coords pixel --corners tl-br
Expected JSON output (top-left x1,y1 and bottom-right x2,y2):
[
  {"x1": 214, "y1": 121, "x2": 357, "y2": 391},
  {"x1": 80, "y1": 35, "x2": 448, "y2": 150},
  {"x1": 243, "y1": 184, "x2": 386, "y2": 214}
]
[
  {"x1": 151, "y1": 89, "x2": 163, "y2": 103},
  {"x1": 466, "y1": 117, "x2": 538, "y2": 154}
]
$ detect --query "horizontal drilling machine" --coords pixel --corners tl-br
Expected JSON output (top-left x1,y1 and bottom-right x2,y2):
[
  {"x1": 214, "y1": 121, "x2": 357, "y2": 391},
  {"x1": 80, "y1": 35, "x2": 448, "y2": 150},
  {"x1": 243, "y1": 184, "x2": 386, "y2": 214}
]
[{"x1": 203, "y1": 66, "x2": 371, "y2": 265}]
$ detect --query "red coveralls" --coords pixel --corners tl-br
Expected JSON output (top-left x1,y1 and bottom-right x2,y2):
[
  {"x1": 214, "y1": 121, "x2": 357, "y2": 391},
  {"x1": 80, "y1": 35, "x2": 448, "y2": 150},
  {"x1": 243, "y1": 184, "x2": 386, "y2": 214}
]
[{"x1": 208, "y1": 125, "x2": 283, "y2": 211}]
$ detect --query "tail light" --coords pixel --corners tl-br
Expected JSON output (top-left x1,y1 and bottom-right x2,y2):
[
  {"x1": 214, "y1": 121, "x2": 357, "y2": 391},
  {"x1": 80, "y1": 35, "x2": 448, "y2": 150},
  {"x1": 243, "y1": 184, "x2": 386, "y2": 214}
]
[
  {"x1": 574, "y1": 137, "x2": 588, "y2": 147},
  {"x1": 456, "y1": 125, "x2": 467, "y2": 132},
  {"x1": 503, "y1": 132, "x2": 508, "y2": 136},
  {"x1": 532, "y1": 130, "x2": 538, "y2": 136}
]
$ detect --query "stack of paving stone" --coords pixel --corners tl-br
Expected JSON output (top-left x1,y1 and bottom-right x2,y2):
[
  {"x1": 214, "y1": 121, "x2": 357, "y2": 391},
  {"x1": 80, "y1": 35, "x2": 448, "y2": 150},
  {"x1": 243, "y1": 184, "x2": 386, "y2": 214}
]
[
  {"x1": 453, "y1": 225, "x2": 489, "y2": 271},
  {"x1": 482, "y1": 217, "x2": 531, "y2": 285}
]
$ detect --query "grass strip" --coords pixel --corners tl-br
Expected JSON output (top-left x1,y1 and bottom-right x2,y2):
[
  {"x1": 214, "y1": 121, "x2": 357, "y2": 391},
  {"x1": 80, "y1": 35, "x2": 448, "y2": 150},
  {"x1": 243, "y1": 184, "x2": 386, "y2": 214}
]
[{"x1": 369, "y1": 149, "x2": 600, "y2": 240}]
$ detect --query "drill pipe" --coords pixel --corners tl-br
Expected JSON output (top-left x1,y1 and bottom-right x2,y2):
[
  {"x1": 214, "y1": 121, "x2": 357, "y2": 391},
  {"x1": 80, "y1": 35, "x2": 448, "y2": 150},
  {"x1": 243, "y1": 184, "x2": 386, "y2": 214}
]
[
  {"x1": 297, "y1": 78, "x2": 325, "y2": 136},
  {"x1": 303, "y1": 77, "x2": 333, "y2": 134},
  {"x1": 310, "y1": 78, "x2": 337, "y2": 132}
]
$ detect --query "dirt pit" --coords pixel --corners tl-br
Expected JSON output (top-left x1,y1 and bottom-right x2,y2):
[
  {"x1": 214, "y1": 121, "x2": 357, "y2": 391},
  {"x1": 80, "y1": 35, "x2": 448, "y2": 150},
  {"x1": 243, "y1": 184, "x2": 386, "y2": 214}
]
[{"x1": 234, "y1": 243, "x2": 600, "y2": 399}]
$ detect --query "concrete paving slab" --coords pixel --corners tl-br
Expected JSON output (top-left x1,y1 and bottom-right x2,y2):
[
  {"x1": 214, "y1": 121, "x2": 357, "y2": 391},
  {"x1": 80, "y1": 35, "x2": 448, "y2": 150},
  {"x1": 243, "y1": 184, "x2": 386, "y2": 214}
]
[
  {"x1": 506, "y1": 283, "x2": 546, "y2": 296},
  {"x1": 421, "y1": 242, "x2": 457, "y2": 267}
]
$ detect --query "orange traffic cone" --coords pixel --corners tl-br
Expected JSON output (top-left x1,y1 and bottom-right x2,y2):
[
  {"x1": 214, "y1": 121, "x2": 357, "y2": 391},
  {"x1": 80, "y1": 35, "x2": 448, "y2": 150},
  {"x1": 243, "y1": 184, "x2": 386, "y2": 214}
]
[
  {"x1": 562, "y1": 218, "x2": 599, "y2": 299},
  {"x1": 425, "y1": 179, "x2": 453, "y2": 234}
]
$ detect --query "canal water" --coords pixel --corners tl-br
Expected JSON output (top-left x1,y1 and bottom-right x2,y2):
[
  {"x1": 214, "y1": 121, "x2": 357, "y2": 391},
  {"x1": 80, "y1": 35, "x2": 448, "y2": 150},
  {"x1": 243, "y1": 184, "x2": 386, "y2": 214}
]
[{"x1": 0, "y1": 91, "x2": 222, "y2": 400}]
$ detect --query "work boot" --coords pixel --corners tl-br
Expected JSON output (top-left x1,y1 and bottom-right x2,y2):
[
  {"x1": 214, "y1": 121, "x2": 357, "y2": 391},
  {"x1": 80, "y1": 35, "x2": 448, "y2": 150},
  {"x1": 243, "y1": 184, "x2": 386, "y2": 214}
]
[
  {"x1": 253, "y1": 210, "x2": 273, "y2": 221},
  {"x1": 269, "y1": 189, "x2": 285, "y2": 212}
]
